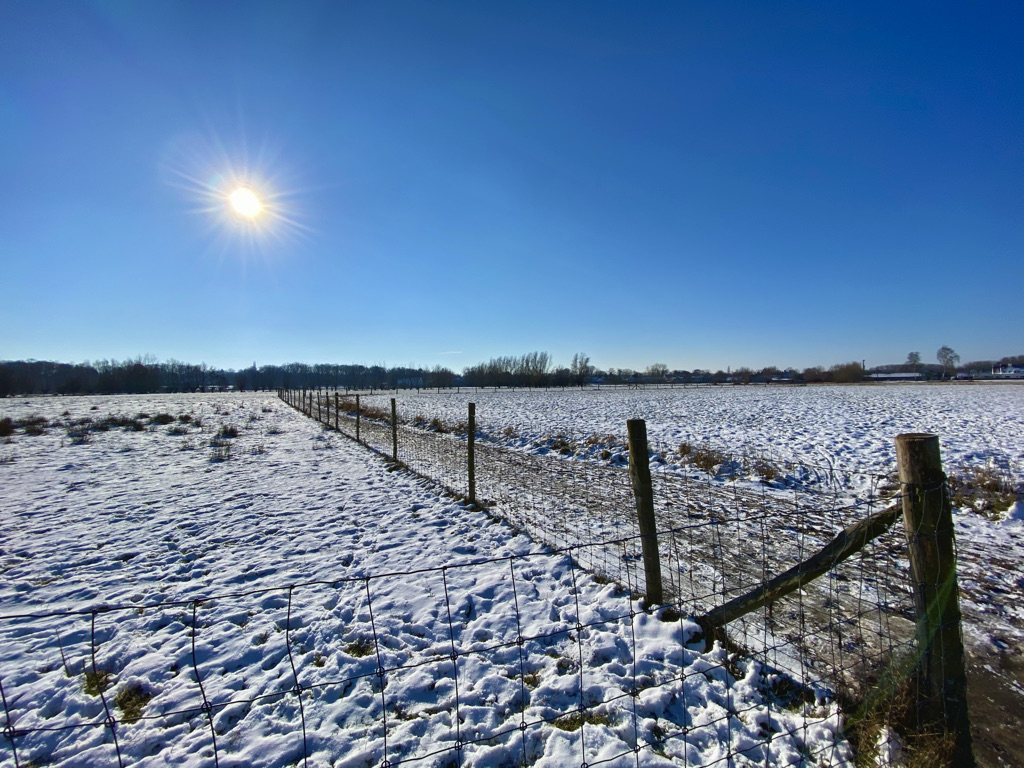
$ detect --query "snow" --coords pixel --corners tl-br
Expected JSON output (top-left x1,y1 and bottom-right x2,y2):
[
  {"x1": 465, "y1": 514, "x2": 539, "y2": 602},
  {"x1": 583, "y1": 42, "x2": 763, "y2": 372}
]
[
  {"x1": 0, "y1": 393, "x2": 855, "y2": 767},
  {"x1": 366, "y1": 383, "x2": 1024, "y2": 491}
]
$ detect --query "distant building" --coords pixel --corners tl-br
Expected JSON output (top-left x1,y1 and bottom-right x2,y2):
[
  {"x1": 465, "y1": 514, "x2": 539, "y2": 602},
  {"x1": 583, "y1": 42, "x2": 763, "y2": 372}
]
[
  {"x1": 865, "y1": 372, "x2": 923, "y2": 382},
  {"x1": 992, "y1": 365, "x2": 1024, "y2": 379}
]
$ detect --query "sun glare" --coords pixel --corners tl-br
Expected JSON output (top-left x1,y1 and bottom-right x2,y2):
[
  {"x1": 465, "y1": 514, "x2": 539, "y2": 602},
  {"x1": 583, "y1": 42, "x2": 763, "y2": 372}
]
[
  {"x1": 230, "y1": 187, "x2": 262, "y2": 218},
  {"x1": 162, "y1": 131, "x2": 313, "y2": 262}
]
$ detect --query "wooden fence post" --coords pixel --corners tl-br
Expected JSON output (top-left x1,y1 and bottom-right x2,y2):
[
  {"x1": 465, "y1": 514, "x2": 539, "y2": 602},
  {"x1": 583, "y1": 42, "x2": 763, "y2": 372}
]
[
  {"x1": 356, "y1": 394, "x2": 361, "y2": 442},
  {"x1": 895, "y1": 433, "x2": 973, "y2": 766},
  {"x1": 391, "y1": 397, "x2": 398, "y2": 462},
  {"x1": 626, "y1": 419, "x2": 663, "y2": 605},
  {"x1": 334, "y1": 392, "x2": 339, "y2": 430},
  {"x1": 317, "y1": 389, "x2": 322, "y2": 423},
  {"x1": 468, "y1": 402, "x2": 476, "y2": 504}
]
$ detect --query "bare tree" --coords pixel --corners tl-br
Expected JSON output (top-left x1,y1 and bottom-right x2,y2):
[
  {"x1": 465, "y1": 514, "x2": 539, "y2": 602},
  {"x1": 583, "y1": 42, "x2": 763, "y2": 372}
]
[
  {"x1": 570, "y1": 353, "x2": 592, "y2": 387},
  {"x1": 906, "y1": 351, "x2": 921, "y2": 372},
  {"x1": 646, "y1": 363, "x2": 669, "y2": 381},
  {"x1": 937, "y1": 346, "x2": 960, "y2": 378}
]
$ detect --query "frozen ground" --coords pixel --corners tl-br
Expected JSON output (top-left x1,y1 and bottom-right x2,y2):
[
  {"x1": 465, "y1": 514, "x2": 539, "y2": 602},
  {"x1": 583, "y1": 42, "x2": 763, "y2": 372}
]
[
  {"x1": 0, "y1": 393, "x2": 852, "y2": 767},
  {"x1": 363, "y1": 383, "x2": 1024, "y2": 489},
  {"x1": 344, "y1": 383, "x2": 1024, "y2": 767}
]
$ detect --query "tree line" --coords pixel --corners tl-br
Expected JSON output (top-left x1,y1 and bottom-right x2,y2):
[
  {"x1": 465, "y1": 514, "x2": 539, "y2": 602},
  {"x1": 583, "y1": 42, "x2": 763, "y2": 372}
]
[
  {"x1": 1, "y1": 348, "x2": 1021, "y2": 397},
  {"x1": 0, "y1": 358, "x2": 460, "y2": 397}
]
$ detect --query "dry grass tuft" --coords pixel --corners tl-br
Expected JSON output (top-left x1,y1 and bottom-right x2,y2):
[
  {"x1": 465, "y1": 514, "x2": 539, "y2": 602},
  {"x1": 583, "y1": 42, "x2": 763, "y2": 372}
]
[
  {"x1": 345, "y1": 638, "x2": 374, "y2": 658},
  {"x1": 83, "y1": 667, "x2": 111, "y2": 696},
  {"x1": 948, "y1": 465, "x2": 1019, "y2": 517},
  {"x1": 115, "y1": 683, "x2": 153, "y2": 724},
  {"x1": 552, "y1": 710, "x2": 612, "y2": 731}
]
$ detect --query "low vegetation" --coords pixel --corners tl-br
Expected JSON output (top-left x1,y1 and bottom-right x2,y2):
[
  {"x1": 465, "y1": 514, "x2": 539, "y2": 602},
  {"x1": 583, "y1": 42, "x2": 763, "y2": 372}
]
[
  {"x1": 83, "y1": 667, "x2": 111, "y2": 696},
  {"x1": 948, "y1": 465, "x2": 1020, "y2": 517},
  {"x1": 114, "y1": 683, "x2": 153, "y2": 725}
]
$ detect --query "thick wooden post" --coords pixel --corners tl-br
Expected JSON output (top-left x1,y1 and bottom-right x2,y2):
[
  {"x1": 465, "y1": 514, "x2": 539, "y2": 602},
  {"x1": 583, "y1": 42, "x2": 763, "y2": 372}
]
[
  {"x1": 467, "y1": 402, "x2": 476, "y2": 504},
  {"x1": 391, "y1": 397, "x2": 398, "y2": 461},
  {"x1": 317, "y1": 389, "x2": 322, "y2": 422},
  {"x1": 355, "y1": 394, "x2": 361, "y2": 442},
  {"x1": 627, "y1": 419, "x2": 663, "y2": 605},
  {"x1": 334, "y1": 392, "x2": 339, "y2": 430},
  {"x1": 895, "y1": 433, "x2": 972, "y2": 765}
]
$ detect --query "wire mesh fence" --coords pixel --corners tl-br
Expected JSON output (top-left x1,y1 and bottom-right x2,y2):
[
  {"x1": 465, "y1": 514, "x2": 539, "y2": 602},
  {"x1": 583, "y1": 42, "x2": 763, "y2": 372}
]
[
  {"x1": 0, "y1": 389, "x2": 968, "y2": 766},
  {"x1": 1, "y1": 536, "x2": 860, "y2": 768},
  {"x1": 281, "y1": 388, "x2": 971, "y2": 764},
  {"x1": 293, "y1": 390, "x2": 919, "y2": 692}
]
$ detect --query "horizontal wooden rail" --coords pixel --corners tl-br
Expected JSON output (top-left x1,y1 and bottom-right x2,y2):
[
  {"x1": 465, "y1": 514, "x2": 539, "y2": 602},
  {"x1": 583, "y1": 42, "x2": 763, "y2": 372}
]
[{"x1": 697, "y1": 503, "x2": 900, "y2": 639}]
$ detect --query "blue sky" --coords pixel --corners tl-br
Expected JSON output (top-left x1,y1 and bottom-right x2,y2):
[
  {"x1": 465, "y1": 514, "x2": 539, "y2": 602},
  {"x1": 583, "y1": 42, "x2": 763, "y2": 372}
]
[{"x1": 2, "y1": 1, "x2": 1021, "y2": 373}]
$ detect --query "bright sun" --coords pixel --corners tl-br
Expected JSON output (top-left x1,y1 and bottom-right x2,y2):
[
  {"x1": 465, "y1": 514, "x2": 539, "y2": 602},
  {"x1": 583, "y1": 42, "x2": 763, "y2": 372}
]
[{"x1": 229, "y1": 187, "x2": 262, "y2": 218}]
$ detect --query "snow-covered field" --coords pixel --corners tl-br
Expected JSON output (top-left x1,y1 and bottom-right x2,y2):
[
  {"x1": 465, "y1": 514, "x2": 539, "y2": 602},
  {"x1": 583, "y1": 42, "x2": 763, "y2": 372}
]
[
  {"x1": 0, "y1": 393, "x2": 853, "y2": 768},
  {"x1": 365, "y1": 383, "x2": 1024, "y2": 489}
]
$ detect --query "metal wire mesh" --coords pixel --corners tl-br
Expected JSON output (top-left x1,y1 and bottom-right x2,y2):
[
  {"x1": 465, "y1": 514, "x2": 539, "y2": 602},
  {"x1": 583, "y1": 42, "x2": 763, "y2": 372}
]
[
  {"x1": 0, "y1": 390, "x2": 942, "y2": 766},
  {"x1": 299, "y1": 389, "x2": 919, "y2": 709}
]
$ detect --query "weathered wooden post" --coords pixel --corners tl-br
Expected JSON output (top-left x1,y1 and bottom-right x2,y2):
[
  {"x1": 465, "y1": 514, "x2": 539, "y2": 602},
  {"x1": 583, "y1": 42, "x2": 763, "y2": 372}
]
[
  {"x1": 467, "y1": 402, "x2": 476, "y2": 504},
  {"x1": 317, "y1": 389, "x2": 322, "y2": 423},
  {"x1": 334, "y1": 392, "x2": 339, "y2": 430},
  {"x1": 895, "y1": 433, "x2": 972, "y2": 766},
  {"x1": 627, "y1": 419, "x2": 663, "y2": 605},
  {"x1": 355, "y1": 394, "x2": 361, "y2": 442},
  {"x1": 391, "y1": 397, "x2": 398, "y2": 462}
]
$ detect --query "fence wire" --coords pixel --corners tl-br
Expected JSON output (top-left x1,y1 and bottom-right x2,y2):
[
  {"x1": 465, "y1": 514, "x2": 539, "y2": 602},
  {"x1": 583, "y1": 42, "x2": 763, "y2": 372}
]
[
  {"x1": 1, "y1": 535, "x2": 861, "y2": 768},
  {"x1": 299, "y1": 389, "x2": 917, "y2": 701},
  {"x1": 0, "y1": 389, "x2": 937, "y2": 766}
]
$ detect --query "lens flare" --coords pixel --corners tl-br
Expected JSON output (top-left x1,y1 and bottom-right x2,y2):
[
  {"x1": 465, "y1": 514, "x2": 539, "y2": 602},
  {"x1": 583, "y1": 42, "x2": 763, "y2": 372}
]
[
  {"x1": 230, "y1": 188, "x2": 261, "y2": 218},
  {"x1": 161, "y1": 130, "x2": 314, "y2": 263}
]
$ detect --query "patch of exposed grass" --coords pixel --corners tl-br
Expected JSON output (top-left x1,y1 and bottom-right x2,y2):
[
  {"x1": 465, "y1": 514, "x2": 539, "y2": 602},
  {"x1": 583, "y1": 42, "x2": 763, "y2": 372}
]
[
  {"x1": 149, "y1": 413, "x2": 175, "y2": 425},
  {"x1": 210, "y1": 441, "x2": 232, "y2": 462},
  {"x1": 95, "y1": 415, "x2": 144, "y2": 431},
  {"x1": 948, "y1": 465, "x2": 1019, "y2": 517},
  {"x1": 678, "y1": 444, "x2": 728, "y2": 474},
  {"x1": 552, "y1": 710, "x2": 611, "y2": 731},
  {"x1": 65, "y1": 425, "x2": 92, "y2": 445},
  {"x1": 115, "y1": 683, "x2": 153, "y2": 724},
  {"x1": 345, "y1": 638, "x2": 374, "y2": 658},
  {"x1": 19, "y1": 416, "x2": 48, "y2": 435},
  {"x1": 753, "y1": 458, "x2": 778, "y2": 482},
  {"x1": 0, "y1": 418, "x2": 13, "y2": 438},
  {"x1": 550, "y1": 436, "x2": 576, "y2": 455},
  {"x1": 83, "y1": 667, "x2": 111, "y2": 696},
  {"x1": 217, "y1": 424, "x2": 239, "y2": 438}
]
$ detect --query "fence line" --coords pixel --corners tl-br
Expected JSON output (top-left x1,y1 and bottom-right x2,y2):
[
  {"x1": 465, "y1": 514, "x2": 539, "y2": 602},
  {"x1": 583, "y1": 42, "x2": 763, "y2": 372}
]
[
  {"x1": 279, "y1": 386, "x2": 973, "y2": 766},
  {"x1": 0, "y1": 530, "x2": 864, "y2": 767},
  {"x1": 0, "y1": 391, "x2": 973, "y2": 767}
]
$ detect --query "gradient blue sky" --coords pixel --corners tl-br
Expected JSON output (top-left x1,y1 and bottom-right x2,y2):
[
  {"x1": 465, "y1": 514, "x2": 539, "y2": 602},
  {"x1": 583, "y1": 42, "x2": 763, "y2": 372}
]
[{"x1": 2, "y1": 1, "x2": 1021, "y2": 372}]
